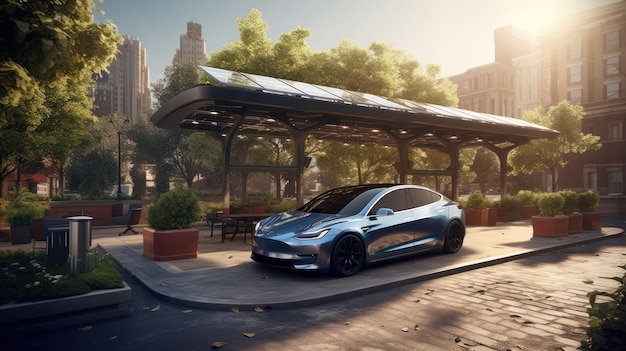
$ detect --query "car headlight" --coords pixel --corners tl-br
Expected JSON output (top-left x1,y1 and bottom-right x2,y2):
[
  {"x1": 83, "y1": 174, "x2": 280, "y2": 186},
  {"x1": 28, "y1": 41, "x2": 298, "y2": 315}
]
[{"x1": 295, "y1": 228, "x2": 330, "y2": 240}]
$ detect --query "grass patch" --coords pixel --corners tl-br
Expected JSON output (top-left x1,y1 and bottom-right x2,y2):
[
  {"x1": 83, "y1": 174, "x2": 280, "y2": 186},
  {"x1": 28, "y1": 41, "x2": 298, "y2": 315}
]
[{"x1": 0, "y1": 248, "x2": 124, "y2": 305}]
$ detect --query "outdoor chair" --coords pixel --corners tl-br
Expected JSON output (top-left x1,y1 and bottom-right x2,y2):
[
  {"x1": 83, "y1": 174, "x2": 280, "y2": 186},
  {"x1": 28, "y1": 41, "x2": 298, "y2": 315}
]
[
  {"x1": 205, "y1": 211, "x2": 227, "y2": 237},
  {"x1": 119, "y1": 207, "x2": 142, "y2": 236}
]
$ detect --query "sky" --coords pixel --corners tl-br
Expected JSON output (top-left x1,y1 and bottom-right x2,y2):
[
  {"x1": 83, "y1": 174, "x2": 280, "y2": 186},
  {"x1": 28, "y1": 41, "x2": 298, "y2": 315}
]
[{"x1": 94, "y1": 0, "x2": 620, "y2": 86}]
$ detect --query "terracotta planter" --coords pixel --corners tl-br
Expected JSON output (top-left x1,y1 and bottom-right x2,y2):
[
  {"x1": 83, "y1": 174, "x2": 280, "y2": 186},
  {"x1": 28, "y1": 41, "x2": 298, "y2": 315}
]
[
  {"x1": 531, "y1": 215, "x2": 569, "y2": 237},
  {"x1": 465, "y1": 208, "x2": 497, "y2": 226},
  {"x1": 142, "y1": 227, "x2": 199, "y2": 261},
  {"x1": 521, "y1": 205, "x2": 537, "y2": 218},
  {"x1": 568, "y1": 212, "x2": 583, "y2": 234},
  {"x1": 582, "y1": 211, "x2": 602, "y2": 230}
]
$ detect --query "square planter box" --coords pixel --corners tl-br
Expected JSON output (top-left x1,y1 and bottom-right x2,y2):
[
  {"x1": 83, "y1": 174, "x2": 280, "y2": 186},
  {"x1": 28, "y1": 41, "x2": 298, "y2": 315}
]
[
  {"x1": 531, "y1": 215, "x2": 569, "y2": 237},
  {"x1": 582, "y1": 211, "x2": 602, "y2": 230},
  {"x1": 568, "y1": 212, "x2": 583, "y2": 234},
  {"x1": 10, "y1": 226, "x2": 31, "y2": 245},
  {"x1": 465, "y1": 208, "x2": 497, "y2": 226},
  {"x1": 142, "y1": 227, "x2": 199, "y2": 261}
]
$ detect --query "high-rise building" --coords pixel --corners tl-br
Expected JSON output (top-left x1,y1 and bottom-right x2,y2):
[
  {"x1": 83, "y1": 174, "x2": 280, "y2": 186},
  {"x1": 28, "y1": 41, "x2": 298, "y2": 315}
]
[
  {"x1": 94, "y1": 35, "x2": 151, "y2": 123},
  {"x1": 172, "y1": 22, "x2": 207, "y2": 65},
  {"x1": 448, "y1": 1, "x2": 625, "y2": 214}
]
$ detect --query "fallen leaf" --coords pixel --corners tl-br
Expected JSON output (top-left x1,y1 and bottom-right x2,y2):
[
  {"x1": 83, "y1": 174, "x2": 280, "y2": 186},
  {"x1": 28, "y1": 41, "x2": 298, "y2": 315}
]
[
  {"x1": 455, "y1": 336, "x2": 462, "y2": 343},
  {"x1": 414, "y1": 324, "x2": 419, "y2": 330},
  {"x1": 242, "y1": 332, "x2": 255, "y2": 338},
  {"x1": 78, "y1": 325, "x2": 92, "y2": 331},
  {"x1": 254, "y1": 306, "x2": 264, "y2": 313},
  {"x1": 231, "y1": 306, "x2": 240, "y2": 313},
  {"x1": 110, "y1": 336, "x2": 118, "y2": 340},
  {"x1": 182, "y1": 309, "x2": 193, "y2": 314},
  {"x1": 212, "y1": 341, "x2": 227, "y2": 349},
  {"x1": 228, "y1": 255, "x2": 233, "y2": 259},
  {"x1": 510, "y1": 314, "x2": 522, "y2": 318},
  {"x1": 151, "y1": 304, "x2": 160, "y2": 312},
  {"x1": 261, "y1": 276, "x2": 269, "y2": 279},
  {"x1": 583, "y1": 280, "x2": 594, "y2": 284},
  {"x1": 401, "y1": 327, "x2": 409, "y2": 332},
  {"x1": 413, "y1": 299, "x2": 421, "y2": 303},
  {"x1": 319, "y1": 309, "x2": 327, "y2": 313},
  {"x1": 345, "y1": 322, "x2": 350, "y2": 325},
  {"x1": 477, "y1": 289, "x2": 486, "y2": 294}
]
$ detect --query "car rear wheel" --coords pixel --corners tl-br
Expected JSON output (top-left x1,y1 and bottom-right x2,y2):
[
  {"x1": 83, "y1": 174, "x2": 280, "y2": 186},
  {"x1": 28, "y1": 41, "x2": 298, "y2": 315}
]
[
  {"x1": 442, "y1": 220, "x2": 465, "y2": 254},
  {"x1": 331, "y1": 234, "x2": 365, "y2": 277}
]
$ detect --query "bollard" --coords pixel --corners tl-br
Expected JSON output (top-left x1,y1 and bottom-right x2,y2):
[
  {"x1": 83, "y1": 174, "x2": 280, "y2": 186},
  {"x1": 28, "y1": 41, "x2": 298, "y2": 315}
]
[{"x1": 68, "y1": 216, "x2": 93, "y2": 275}]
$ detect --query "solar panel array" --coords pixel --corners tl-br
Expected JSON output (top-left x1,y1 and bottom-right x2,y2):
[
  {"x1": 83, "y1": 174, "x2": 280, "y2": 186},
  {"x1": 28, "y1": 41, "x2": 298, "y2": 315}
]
[{"x1": 198, "y1": 65, "x2": 553, "y2": 133}]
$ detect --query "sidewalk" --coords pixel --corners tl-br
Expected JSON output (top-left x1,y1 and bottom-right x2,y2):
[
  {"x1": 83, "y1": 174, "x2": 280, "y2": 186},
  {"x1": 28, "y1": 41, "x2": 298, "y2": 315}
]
[{"x1": 89, "y1": 220, "x2": 624, "y2": 311}]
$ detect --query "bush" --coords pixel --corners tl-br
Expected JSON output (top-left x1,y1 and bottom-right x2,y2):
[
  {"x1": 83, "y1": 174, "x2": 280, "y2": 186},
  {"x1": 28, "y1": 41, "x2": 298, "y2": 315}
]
[
  {"x1": 537, "y1": 192, "x2": 565, "y2": 217},
  {"x1": 267, "y1": 199, "x2": 298, "y2": 213},
  {"x1": 578, "y1": 191, "x2": 600, "y2": 212},
  {"x1": 559, "y1": 190, "x2": 579, "y2": 214},
  {"x1": 517, "y1": 190, "x2": 538, "y2": 206},
  {"x1": 6, "y1": 190, "x2": 49, "y2": 226},
  {"x1": 147, "y1": 187, "x2": 201, "y2": 230},
  {"x1": 461, "y1": 191, "x2": 491, "y2": 210},
  {"x1": 580, "y1": 264, "x2": 626, "y2": 351},
  {"x1": 499, "y1": 195, "x2": 521, "y2": 211}
]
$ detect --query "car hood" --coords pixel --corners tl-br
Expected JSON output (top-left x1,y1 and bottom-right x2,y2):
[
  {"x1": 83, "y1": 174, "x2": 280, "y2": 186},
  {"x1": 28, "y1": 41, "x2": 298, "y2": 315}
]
[{"x1": 256, "y1": 211, "x2": 347, "y2": 237}]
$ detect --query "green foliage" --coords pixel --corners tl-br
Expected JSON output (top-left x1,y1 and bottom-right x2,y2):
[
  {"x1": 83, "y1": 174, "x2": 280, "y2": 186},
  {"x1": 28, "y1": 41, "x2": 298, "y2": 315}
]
[
  {"x1": 0, "y1": 0, "x2": 122, "y2": 107},
  {"x1": 559, "y1": 190, "x2": 579, "y2": 214},
  {"x1": 199, "y1": 201, "x2": 224, "y2": 214},
  {"x1": 267, "y1": 199, "x2": 298, "y2": 213},
  {"x1": 537, "y1": 192, "x2": 565, "y2": 217},
  {"x1": 580, "y1": 264, "x2": 626, "y2": 351},
  {"x1": 578, "y1": 191, "x2": 600, "y2": 212},
  {"x1": 470, "y1": 147, "x2": 500, "y2": 194},
  {"x1": 461, "y1": 191, "x2": 491, "y2": 210},
  {"x1": 67, "y1": 148, "x2": 117, "y2": 197},
  {"x1": 147, "y1": 187, "x2": 201, "y2": 230},
  {"x1": 0, "y1": 249, "x2": 123, "y2": 304},
  {"x1": 6, "y1": 190, "x2": 49, "y2": 226},
  {"x1": 499, "y1": 195, "x2": 521, "y2": 211},
  {"x1": 510, "y1": 101, "x2": 602, "y2": 192},
  {"x1": 517, "y1": 190, "x2": 539, "y2": 206}
]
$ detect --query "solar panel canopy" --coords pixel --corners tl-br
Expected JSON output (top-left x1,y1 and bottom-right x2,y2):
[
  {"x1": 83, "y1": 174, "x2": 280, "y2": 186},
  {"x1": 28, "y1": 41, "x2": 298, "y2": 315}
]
[{"x1": 150, "y1": 65, "x2": 558, "y2": 148}]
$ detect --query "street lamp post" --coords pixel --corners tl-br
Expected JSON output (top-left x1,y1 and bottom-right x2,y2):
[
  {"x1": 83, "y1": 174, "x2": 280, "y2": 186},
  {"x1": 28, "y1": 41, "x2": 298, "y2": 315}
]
[{"x1": 111, "y1": 118, "x2": 129, "y2": 199}]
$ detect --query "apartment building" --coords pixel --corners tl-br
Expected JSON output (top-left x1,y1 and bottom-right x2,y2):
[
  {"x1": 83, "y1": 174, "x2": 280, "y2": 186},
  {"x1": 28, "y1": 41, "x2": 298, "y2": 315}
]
[
  {"x1": 449, "y1": 1, "x2": 625, "y2": 213},
  {"x1": 94, "y1": 35, "x2": 152, "y2": 123},
  {"x1": 172, "y1": 22, "x2": 207, "y2": 65}
]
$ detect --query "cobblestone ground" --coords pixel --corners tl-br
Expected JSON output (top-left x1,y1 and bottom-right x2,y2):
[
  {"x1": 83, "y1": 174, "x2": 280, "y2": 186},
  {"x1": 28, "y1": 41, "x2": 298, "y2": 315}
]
[{"x1": 245, "y1": 236, "x2": 626, "y2": 351}]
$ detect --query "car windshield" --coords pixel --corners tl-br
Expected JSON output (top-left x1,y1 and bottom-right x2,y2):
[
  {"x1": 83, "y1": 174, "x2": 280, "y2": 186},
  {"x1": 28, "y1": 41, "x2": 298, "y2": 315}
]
[{"x1": 298, "y1": 186, "x2": 387, "y2": 215}]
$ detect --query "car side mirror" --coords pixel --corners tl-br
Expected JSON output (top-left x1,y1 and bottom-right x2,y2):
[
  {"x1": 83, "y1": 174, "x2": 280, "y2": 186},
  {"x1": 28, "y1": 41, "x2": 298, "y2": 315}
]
[{"x1": 375, "y1": 208, "x2": 394, "y2": 216}]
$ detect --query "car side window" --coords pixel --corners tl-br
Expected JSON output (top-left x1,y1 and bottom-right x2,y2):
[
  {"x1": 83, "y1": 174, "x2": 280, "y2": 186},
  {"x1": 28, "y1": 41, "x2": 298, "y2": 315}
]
[
  {"x1": 408, "y1": 189, "x2": 438, "y2": 208},
  {"x1": 369, "y1": 189, "x2": 409, "y2": 215}
]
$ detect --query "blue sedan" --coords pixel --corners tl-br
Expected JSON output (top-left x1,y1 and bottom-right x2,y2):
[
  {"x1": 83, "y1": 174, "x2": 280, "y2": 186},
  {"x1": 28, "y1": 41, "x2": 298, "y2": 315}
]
[{"x1": 251, "y1": 184, "x2": 466, "y2": 276}]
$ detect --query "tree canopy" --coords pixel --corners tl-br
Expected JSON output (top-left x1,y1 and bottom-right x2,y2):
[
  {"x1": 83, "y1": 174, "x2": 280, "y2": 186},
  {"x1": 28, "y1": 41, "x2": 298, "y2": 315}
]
[
  {"x1": 510, "y1": 100, "x2": 602, "y2": 192},
  {"x1": 0, "y1": 0, "x2": 122, "y2": 107}
]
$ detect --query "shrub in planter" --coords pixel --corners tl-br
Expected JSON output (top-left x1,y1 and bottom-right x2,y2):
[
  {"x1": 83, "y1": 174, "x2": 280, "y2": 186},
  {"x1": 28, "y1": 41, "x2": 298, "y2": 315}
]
[
  {"x1": 6, "y1": 192, "x2": 49, "y2": 245},
  {"x1": 499, "y1": 195, "x2": 521, "y2": 221},
  {"x1": 461, "y1": 192, "x2": 496, "y2": 226},
  {"x1": 532, "y1": 192, "x2": 568, "y2": 237},
  {"x1": 144, "y1": 187, "x2": 202, "y2": 261},
  {"x1": 578, "y1": 191, "x2": 601, "y2": 230},
  {"x1": 560, "y1": 190, "x2": 583, "y2": 234},
  {"x1": 517, "y1": 190, "x2": 539, "y2": 218}
]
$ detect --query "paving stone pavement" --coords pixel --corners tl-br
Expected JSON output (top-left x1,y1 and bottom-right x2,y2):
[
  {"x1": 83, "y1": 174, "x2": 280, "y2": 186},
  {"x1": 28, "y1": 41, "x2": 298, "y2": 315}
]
[{"x1": 241, "y1": 235, "x2": 626, "y2": 351}]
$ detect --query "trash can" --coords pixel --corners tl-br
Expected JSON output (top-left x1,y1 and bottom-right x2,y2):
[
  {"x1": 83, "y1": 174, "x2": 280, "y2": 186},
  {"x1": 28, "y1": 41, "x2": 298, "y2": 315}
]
[
  {"x1": 46, "y1": 226, "x2": 69, "y2": 265},
  {"x1": 68, "y1": 216, "x2": 93, "y2": 275}
]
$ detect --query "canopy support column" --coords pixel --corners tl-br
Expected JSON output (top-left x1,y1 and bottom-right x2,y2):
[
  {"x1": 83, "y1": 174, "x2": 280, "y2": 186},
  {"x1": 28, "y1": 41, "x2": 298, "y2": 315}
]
[
  {"x1": 395, "y1": 139, "x2": 410, "y2": 184},
  {"x1": 293, "y1": 131, "x2": 308, "y2": 207},
  {"x1": 220, "y1": 114, "x2": 245, "y2": 213}
]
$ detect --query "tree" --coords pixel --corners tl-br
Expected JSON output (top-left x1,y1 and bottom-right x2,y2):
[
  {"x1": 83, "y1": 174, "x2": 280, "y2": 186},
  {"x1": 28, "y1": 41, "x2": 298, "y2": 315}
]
[
  {"x1": 510, "y1": 101, "x2": 602, "y2": 192},
  {"x1": 67, "y1": 148, "x2": 117, "y2": 197},
  {"x1": 470, "y1": 147, "x2": 500, "y2": 194},
  {"x1": 206, "y1": 9, "x2": 460, "y2": 189},
  {"x1": 0, "y1": 0, "x2": 122, "y2": 107},
  {"x1": 37, "y1": 74, "x2": 96, "y2": 196}
]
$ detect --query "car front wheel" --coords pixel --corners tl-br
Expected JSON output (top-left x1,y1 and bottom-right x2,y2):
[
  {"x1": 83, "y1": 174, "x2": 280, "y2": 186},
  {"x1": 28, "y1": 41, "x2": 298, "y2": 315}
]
[
  {"x1": 442, "y1": 220, "x2": 465, "y2": 254},
  {"x1": 331, "y1": 234, "x2": 365, "y2": 277}
]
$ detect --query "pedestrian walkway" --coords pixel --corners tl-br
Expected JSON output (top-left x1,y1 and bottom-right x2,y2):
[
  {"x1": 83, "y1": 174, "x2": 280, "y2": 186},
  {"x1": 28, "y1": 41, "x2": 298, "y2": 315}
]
[{"x1": 89, "y1": 220, "x2": 624, "y2": 311}]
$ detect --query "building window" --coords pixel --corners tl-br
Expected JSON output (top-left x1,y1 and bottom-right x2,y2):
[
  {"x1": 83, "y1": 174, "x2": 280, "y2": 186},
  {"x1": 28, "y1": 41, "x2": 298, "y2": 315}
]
[
  {"x1": 606, "y1": 56, "x2": 620, "y2": 76},
  {"x1": 606, "y1": 30, "x2": 620, "y2": 51},
  {"x1": 608, "y1": 168, "x2": 623, "y2": 194},
  {"x1": 606, "y1": 81, "x2": 620, "y2": 99},
  {"x1": 569, "y1": 40, "x2": 582, "y2": 60},
  {"x1": 569, "y1": 65, "x2": 582, "y2": 83},
  {"x1": 584, "y1": 165, "x2": 598, "y2": 191},
  {"x1": 608, "y1": 120, "x2": 623, "y2": 140},
  {"x1": 568, "y1": 89, "x2": 582, "y2": 104}
]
